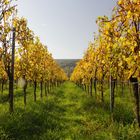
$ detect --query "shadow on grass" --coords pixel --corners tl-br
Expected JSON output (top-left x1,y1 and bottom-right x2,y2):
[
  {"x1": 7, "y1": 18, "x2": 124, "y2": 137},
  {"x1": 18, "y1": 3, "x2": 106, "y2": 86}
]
[
  {"x1": 80, "y1": 97, "x2": 135, "y2": 125},
  {"x1": 0, "y1": 99, "x2": 72, "y2": 140},
  {"x1": 0, "y1": 82, "x2": 137, "y2": 140},
  {"x1": 0, "y1": 94, "x2": 9, "y2": 104},
  {"x1": 0, "y1": 88, "x2": 33, "y2": 104}
]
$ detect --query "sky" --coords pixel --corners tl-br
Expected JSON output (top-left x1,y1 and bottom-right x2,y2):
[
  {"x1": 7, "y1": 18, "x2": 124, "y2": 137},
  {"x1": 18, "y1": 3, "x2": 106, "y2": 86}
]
[{"x1": 17, "y1": 0, "x2": 116, "y2": 59}]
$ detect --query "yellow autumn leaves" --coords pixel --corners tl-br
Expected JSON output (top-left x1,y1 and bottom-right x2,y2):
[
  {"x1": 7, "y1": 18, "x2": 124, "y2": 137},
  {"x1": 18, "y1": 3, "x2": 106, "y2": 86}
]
[
  {"x1": 0, "y1": 0, "x2": 68, "y2": 84},
  {"x1": 71, "y1": 0, "x2": 140, "y2": 85}
]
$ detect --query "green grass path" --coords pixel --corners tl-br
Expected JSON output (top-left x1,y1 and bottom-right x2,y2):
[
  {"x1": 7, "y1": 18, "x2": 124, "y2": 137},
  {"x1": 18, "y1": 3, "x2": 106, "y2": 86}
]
[{"x1": 0, "y1": 82, "x2": 140, "y2": 140}]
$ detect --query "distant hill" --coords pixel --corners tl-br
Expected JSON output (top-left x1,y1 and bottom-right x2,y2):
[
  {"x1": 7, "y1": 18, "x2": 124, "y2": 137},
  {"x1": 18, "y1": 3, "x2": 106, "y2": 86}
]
[{"x1": 55, "y1": 59, "x2": 80, "y2": 77}]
